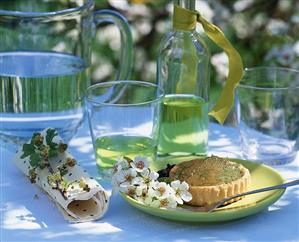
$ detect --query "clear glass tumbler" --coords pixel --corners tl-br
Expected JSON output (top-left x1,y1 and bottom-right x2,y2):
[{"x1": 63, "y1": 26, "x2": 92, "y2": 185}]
[
  {"x1": 236, "y1": 67, "x2": 299, "y2": 165},
  {"x1": 85, "y1": 81, "x2": 164, "y2": 180}
]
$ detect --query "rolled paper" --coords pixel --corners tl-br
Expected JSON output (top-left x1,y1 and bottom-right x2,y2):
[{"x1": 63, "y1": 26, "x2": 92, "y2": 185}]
[{"x1": 13, "y1": 128, "x2": 109, "y2": 223}]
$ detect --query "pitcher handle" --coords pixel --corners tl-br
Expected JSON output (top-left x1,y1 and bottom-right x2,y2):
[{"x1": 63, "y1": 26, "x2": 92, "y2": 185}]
[{"x1": 94, "y1": 10, "x2": 133, "y2": 80}]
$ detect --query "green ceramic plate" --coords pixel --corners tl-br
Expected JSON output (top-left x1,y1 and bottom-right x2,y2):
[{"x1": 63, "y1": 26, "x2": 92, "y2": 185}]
[{"x1": 120, "y1": 158, "x2": 285, "y2": 222}]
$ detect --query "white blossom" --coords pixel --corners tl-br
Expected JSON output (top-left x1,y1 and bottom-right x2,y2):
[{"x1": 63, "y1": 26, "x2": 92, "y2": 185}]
[
  {"x1": 293, "y1": 41, "x2": 299, "y2": 56},
  {"x1": 112, "y1": 163, "x2": 122, "y2": 175},
  {"x1": 265, "y1": 44, "x2": 296, "y2": 67},
  {"x1": 111, "y1": 156, "x2": 193, "y2": 209},
  {"x1": 131, "y1": 176, "x2": 148, "y2": 197},
  {"x1": 117, "y1": 168, "x2": 137, "y2": 184},
  {"x1": 266, "y1": 19, "x2": 289, "y2": 36},
  {"x1": 150, "y1": 196, "x2": 177, "y2": 209},
  {"x1": 143, "y1": 194, "x2": 154, "y2": 205},
  {"x1": 119, "y1": 184, "x2": 136, "y2": 197},
  {"x1": 148, "y1": 181, "x2": 174, "y2": 200},
  {"x1": 116, "y1": 157, "x2": 130, "y2": 169},
  {"x1": 233, "y1": 0, "x2": 254, "y2": 12},
  {"x1": 140, "y1": 168, "x2": 159, "y2": 183},
  {"x1": 211, "y1": 52, "x2": 228, "y2": 81},
  {"x1": 131, "y1": 156, "x2": 149, "y2": 172},
  {"x1": 112, "y1": 175, "x2": 121, "y2": 195},
  {"x1": 170, "y1": 180, "x2": 193, "y2": 204}
]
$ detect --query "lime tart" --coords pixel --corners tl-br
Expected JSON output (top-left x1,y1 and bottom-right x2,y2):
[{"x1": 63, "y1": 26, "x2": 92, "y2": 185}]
[{"x1": 169, "y1": 156, "x2": 251, "y2": 206}]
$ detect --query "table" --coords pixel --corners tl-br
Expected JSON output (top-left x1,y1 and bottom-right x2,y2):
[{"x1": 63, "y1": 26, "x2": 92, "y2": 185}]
[{"x1": 1, "y1": 123, "x2": 299, "y2": 242}]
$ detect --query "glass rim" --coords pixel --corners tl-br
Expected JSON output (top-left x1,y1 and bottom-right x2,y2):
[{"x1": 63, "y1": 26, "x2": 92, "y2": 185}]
[
  {"x1": 238, "y1": 66, "x2": 299, "y2": 91},
  {"x1": 0, "y1": 0, "x2": 93, "y2": 18},
  {"x1": 85, "y1": 80, "x2": 164, "y2": 107}
]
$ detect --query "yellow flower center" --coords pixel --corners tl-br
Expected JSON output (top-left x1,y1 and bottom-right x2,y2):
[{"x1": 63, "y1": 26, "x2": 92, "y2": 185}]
[
  {"x1": 176, "y1": 188, "x2": 181, "y2": 195},
  {"x1": 126, "y1": 188, "x2": 135, "y2": 196},
  {"x1": 160, "y1": 199, "x2": 169, "y2": 207},
  {"x1": 136, "y1": 161, "x2": 144, "y2": 169},
  {"x1": 158, "y1": 187, "x2": 166, "y2": 195},
  {"x1": 125, "y1": 174, "x2": 132, "y2": 181}
]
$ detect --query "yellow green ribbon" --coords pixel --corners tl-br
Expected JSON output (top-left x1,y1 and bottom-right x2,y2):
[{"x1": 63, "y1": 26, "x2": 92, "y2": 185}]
[{"x1": 173, "y1": 4, "x2": 243, "y2": 124}]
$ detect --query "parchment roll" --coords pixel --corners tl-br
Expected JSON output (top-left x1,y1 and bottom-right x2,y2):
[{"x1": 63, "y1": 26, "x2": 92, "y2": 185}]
[{"x1": 13, "y1": 128, "x2": 109, "y2": 223}]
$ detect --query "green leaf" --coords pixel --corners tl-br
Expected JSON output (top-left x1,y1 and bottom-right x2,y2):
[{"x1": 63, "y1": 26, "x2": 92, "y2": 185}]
[
  {"x1": 49, "y1": 142, "x2": 58, "y2": 150},
  {"x1": 60, "y1": 169, "x2": 68, "y2": 177},
  {"x1": 49, "y1": 149, "x2": 58, "y2": 158},
  {"x1": 46, "y1": 128, "x2": 58, "y2": 145},
  {"x1": 21, "y1": 143, "x2": 35, "y2": 159},
  {"x1": 157, "y1": 177, "x2": 174, "y2": 184},
  {"x1": 30, "y1": 153, "x2": 41, "y2": 167}
]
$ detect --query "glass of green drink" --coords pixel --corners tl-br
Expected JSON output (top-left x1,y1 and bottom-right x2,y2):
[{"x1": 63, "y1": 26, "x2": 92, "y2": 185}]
[{"x1": 85, "y1": 81, "x2": 164, "y2": 181}]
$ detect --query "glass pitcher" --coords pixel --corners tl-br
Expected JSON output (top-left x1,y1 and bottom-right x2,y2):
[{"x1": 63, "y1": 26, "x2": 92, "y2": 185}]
[{"x1": 0, "y1": 0, "x2": 133, "y2": 145}]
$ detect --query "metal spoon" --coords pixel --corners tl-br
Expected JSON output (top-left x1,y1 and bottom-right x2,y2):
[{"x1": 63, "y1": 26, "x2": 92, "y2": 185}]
[{"x1": 181, "y1": 179, "x2": 299, "y2": 213}]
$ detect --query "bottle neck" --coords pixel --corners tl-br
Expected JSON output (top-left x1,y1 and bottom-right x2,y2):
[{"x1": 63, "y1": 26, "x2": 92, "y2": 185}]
[
  {"x1": 173, "y1": 0, "x2": 196, "y2": 31},
  {"x1": 174, "y1": 0, "x2": 195, "y2": 11}
]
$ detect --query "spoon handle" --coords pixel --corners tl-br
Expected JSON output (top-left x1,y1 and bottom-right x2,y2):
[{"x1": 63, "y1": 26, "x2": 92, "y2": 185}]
[
  {"x1": 210, "y1": 179, "x2": 299, "y2": 212},
  {"x1": 239, "y1": 178, "x2": 299, "y2": 196}
]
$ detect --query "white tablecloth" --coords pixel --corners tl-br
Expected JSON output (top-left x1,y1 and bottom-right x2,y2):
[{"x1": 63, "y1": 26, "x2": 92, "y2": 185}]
[{"x1": 1, "y1": 123, "x2": 299, "y2": 242}]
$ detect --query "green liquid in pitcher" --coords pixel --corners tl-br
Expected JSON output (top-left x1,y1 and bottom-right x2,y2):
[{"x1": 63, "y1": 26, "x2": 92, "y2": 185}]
[
  {"x1": 95, "y1": 135, "x2": 156, "y2": 178},
  {"x1": 157, "y1": 94, "x2": 208, "y2": 157}
]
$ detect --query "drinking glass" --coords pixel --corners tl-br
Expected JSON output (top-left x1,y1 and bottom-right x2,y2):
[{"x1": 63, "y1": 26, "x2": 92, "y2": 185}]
[
  {"x1": 236, "y1": 67, "x2": 299, "y2": 165},
  {"x1": 85, "y1": 81, "x2": 164, "y2": 180},
  {"x1": 0, "y1": 0, "x2": 133, "y2": 146}
]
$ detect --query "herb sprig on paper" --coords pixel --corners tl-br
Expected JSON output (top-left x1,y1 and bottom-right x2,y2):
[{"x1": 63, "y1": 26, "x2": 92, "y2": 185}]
[
  {"x1": 19, "y1": 128, "x2": 90, "y2": 199},
  {"x1": 21, "y1": 129, "x2": 66, "y2": 169}
]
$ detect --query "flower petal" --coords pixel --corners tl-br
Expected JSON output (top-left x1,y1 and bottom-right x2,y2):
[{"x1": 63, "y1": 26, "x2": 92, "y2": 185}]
[
  {"x1": 179, "y1": 181, "x2": 189, "y2": 191},
  {"x1": 149, "y1": 171, "x2": 159, "y2": 181},
  {"x1": 141, "y1": 168, "x2": 150, "y2": 178},
  {"x1": 119, "y1": 181, "x2": 131, "y2": 189},
  {"x1": 133, "y1": 195, "x2": 144, "y2": 203},
  {"x1": 135, "y1": 185, "x2": 144, "y2": 196},
  {"x1": 131, "y1": 176, "x2": 144, "y2": 185},
  {"x1": 148, "y1": 187, "x2": 156, "y2": 197},
  {"x1": 144, "y1": 196, "x2": 153, "y2": 205},
  {"x1": 117, "y1": 157, "x2": 129, "y2": 169},
  {"x1": 129, "y1": 168, "x2": 137, "y2": 177},
  {"x1": 181, "y1": 191, "x2": 192, "y2": 202},
  {"x1": 114, "y1": 170, "x2": 126, "y2": 183},
  {"x1": 170, "y1": 180, "x2": 180, "y2": 189},
  {"x1": 151, "y1": 200, "x2": 160, "y2": 208},
  {"x1": 134, "y1": 156, "x2": 149, "y2": 168},
  {"x1": 111, "y1": 179, "x2": 119, "y2": 195},
  {"x1": 174, "y1": 196, "x2": 184, "y2": 205},
  {"x1": 168, "y1": 197, "x2": 178, "y2": 208},
  {"x1": 149, "y1": 180, "x2": 159, "y2": 189}
]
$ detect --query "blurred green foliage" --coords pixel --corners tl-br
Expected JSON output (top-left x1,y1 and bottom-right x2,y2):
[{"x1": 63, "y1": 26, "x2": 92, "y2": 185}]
[{"x1": 92, "y1": 0, "x2": 299, "y2": 110}]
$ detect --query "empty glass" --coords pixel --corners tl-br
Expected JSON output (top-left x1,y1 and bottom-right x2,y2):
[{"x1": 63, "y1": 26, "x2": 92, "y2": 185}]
[
  {"x1": 85, "y1": 81, "x2": 164, "y2": 180},
  {"x1": 236, "y1": 67, "x2": 299, "y2": 165}
]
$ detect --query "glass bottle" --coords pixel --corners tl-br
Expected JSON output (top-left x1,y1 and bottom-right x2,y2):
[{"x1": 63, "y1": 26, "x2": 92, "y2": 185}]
[{"x1": 157, "y1": 0, "x2": 210, "y2": 157}]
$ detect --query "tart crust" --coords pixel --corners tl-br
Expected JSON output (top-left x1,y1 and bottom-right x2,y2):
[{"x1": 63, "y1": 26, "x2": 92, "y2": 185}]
[{"x1": 169, "y1": 156, "x2": 251, "y2": 206}]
